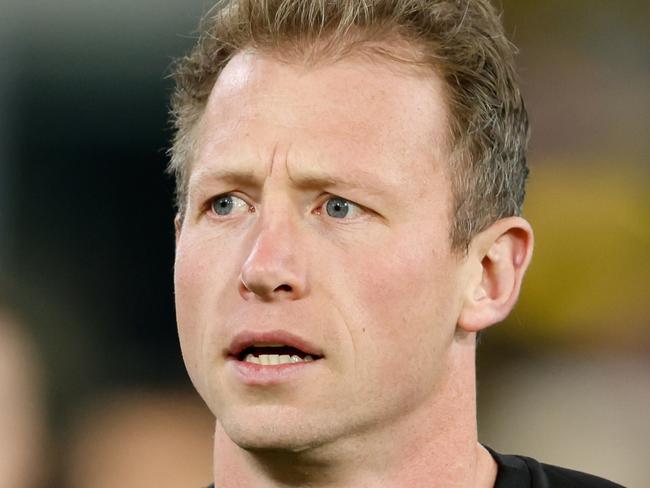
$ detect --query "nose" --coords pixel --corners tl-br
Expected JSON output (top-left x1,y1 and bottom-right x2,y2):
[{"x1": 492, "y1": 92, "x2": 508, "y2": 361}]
[{"x1": 238, "y1": 213, "x2": 308, "y2": 302}]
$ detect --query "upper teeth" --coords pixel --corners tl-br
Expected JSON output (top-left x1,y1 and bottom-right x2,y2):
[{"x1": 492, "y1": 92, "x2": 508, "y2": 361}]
[{"x1": 244, "y1": 353, "x2": 314, "y2": 365}]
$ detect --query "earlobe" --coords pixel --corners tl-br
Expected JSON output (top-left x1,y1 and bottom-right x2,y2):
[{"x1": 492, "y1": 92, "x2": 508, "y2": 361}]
[{"x1": 457, "y1": 217, "x2": 534, "y2": 333}]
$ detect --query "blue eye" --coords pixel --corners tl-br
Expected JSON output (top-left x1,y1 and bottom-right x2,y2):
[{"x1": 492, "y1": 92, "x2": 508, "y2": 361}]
[
  {"x1": 211, "y1": 194, "x2": 249, "y2": 216},
  {"x1": 324, "y1": 197, "x2": 362, "y2": 219}
]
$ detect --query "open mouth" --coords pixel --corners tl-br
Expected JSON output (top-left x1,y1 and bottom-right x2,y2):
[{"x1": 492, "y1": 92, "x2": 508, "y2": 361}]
[{"x1": 237, "y1": 345, "x2": 323, "y2": 365}]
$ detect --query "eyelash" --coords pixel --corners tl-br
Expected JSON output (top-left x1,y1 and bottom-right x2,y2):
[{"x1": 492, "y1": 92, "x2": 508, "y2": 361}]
[{"x1": 206, "y1": 193, "x2": 365, "y2": 220}]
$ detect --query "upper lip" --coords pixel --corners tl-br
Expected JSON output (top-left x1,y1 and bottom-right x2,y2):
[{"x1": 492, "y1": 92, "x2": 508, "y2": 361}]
[{"x1": 226, "y1": 329, "x2": 324, "y2": 359}]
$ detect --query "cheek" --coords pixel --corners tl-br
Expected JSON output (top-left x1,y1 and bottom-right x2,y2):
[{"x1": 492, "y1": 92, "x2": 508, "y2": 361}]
[
  {"x1": 174, "y1": 238, "x2": 206, "y2": 328},
  {"x1": 173, "y1": 234, "x2": 229, "y2": 387},
  {"x1": 174, "y1": 230, "x2": 238, "y2": 328},
  {"x1": 173, "y1": 245, "x2": 203, "y2": 380},
  {"x1": 340, "y1": 228, "x2": 459, "y2": 372}
]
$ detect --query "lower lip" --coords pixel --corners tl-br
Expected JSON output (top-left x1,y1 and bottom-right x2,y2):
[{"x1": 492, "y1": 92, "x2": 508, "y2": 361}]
[{"x1": 226, "y1": 357, "x2": 322, "y2": 386}]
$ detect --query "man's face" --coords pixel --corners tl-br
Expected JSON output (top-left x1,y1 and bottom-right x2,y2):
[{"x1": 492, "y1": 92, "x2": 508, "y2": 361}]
[{"x1": 174, "y1": 50, "x2": 468, "y2": 450}]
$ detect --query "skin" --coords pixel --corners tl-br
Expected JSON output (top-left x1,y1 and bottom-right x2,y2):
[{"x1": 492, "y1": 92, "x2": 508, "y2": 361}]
[
  {"x1": 0, "y1": 315, "x2": 45, "y2": 488},
  {"x1": 174, "y1": 49, "x2": 533, "y2": 487}
]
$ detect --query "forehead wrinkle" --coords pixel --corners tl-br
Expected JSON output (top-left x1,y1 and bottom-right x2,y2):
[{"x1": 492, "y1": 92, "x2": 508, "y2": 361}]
[
  {"x1": 188, "y1": 141, "x2": 298, "y2": 195},
  {"x1": 284, "y1": 153, "x2": 391, "y2": 198},
  {"x1": 267, "y1": 141, "x2": 285, "y2": 179}
]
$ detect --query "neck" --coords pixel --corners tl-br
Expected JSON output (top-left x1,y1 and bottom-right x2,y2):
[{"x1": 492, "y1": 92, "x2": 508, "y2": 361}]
[{"x1": 212, "y1": 339, "x2": 496, "y2": 488}]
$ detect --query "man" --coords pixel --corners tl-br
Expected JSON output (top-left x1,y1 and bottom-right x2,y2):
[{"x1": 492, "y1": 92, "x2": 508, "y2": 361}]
[{"x1": 168, "y1": 0, "x2": 622, "y2": 486}]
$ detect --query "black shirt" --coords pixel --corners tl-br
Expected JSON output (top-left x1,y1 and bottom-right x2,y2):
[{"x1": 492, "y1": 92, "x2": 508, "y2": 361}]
[
  {"x1": 488, "y1": 447, "x2": 624, "y2": 487},
  {"x1": 203, "y1": 448, "x2": 624, "y2": 487}
]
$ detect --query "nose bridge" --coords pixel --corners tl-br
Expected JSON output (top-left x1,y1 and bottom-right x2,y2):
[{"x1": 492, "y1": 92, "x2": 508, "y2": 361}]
[
  {"x1": 239, "y1": 192, "x2": 307, "y2": 301},
  {"x1": 258, "y1": 189, "x2": 296, "y2": 236},
  {"x1": 248, "y1": 202, "x2": 296, "y2": 268}
]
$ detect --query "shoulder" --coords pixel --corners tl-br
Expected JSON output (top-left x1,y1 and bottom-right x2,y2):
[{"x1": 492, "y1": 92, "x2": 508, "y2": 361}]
[{"x1": 485, "y1": 446, "x2": 625, "y2": 488}]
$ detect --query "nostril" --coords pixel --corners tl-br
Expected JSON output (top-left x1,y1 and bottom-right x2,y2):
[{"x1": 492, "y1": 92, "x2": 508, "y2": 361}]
[{"x1": 275, "y1": 284, "x2": 292, "y2": 292}]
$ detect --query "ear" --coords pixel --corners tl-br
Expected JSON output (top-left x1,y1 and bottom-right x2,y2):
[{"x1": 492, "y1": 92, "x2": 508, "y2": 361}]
[
  {"x1": 457, "y1": 216, "x2": 534, "y2": 333},
  {"x1": 174, "y1": 214, "x2": 182, "y2": 244}
]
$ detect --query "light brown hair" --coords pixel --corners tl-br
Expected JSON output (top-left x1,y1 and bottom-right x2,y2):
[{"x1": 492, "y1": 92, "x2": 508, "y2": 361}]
[{"x1": 168, "y1": 0, "x2": 529, "y2": 252}]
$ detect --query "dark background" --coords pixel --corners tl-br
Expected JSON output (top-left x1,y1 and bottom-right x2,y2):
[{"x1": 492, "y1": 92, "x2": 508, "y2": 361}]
[{"x1": 2, "y1": 2, "x2": 197, "y2": 420}]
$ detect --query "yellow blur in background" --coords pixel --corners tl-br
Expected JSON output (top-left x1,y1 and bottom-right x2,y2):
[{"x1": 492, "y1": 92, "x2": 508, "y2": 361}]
[
  {"x1": 478, "y1": 164, "x2": 649, "y2": 488},
  {"x1": 508, "y1": 162, "x2": 649, "y2": 345}
]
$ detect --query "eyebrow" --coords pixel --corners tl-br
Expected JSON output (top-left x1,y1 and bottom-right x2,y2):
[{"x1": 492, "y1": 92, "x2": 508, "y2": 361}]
[
  {"x1": 289, "y1": 169, "x2": 387, "y2": 196},
  {"x1": 189, "y1": 167, "x2": 262, "y2": 189},
  {"x1": 189, "y1": 165, "x2": 389, "y2": 197}
]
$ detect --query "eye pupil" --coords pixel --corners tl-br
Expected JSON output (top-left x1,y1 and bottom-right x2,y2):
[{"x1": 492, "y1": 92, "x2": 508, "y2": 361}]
[
  {"x1": 326, "y1": 198, "x2": 349, "y2": 218},
  {"x1": 213, "y1": 196, "x2": 233, "y2": 215}
]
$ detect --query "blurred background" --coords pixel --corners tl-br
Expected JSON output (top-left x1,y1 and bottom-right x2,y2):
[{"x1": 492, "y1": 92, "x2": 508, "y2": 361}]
[{"x1": 0, "y1": 0, "x2": 647, "y2": 487}]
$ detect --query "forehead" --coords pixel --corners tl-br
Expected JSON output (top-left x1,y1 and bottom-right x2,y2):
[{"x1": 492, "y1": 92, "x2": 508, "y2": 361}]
[{"x1": 192, "y1": 50, "x2": 450, "y2": 191}]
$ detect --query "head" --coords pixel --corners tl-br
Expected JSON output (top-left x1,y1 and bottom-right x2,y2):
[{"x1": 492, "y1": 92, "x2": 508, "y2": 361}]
[
  {"x1": 169, "y1": 0, "x2": 530, "y2": 253},
  {"x1": 170, "y1": 0, "x2": 533, "y2": 455}
]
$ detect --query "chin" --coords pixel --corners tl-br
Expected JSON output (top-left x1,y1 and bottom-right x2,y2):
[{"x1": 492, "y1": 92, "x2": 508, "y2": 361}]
[{"x1": 220, "y1": 406, "x2": 331, "y2": 452}]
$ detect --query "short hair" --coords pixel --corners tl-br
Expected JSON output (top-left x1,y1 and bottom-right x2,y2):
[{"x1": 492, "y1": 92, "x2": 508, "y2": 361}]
[{"x1": 168, "y1": 0, "x2": 529, "y2": 252}]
